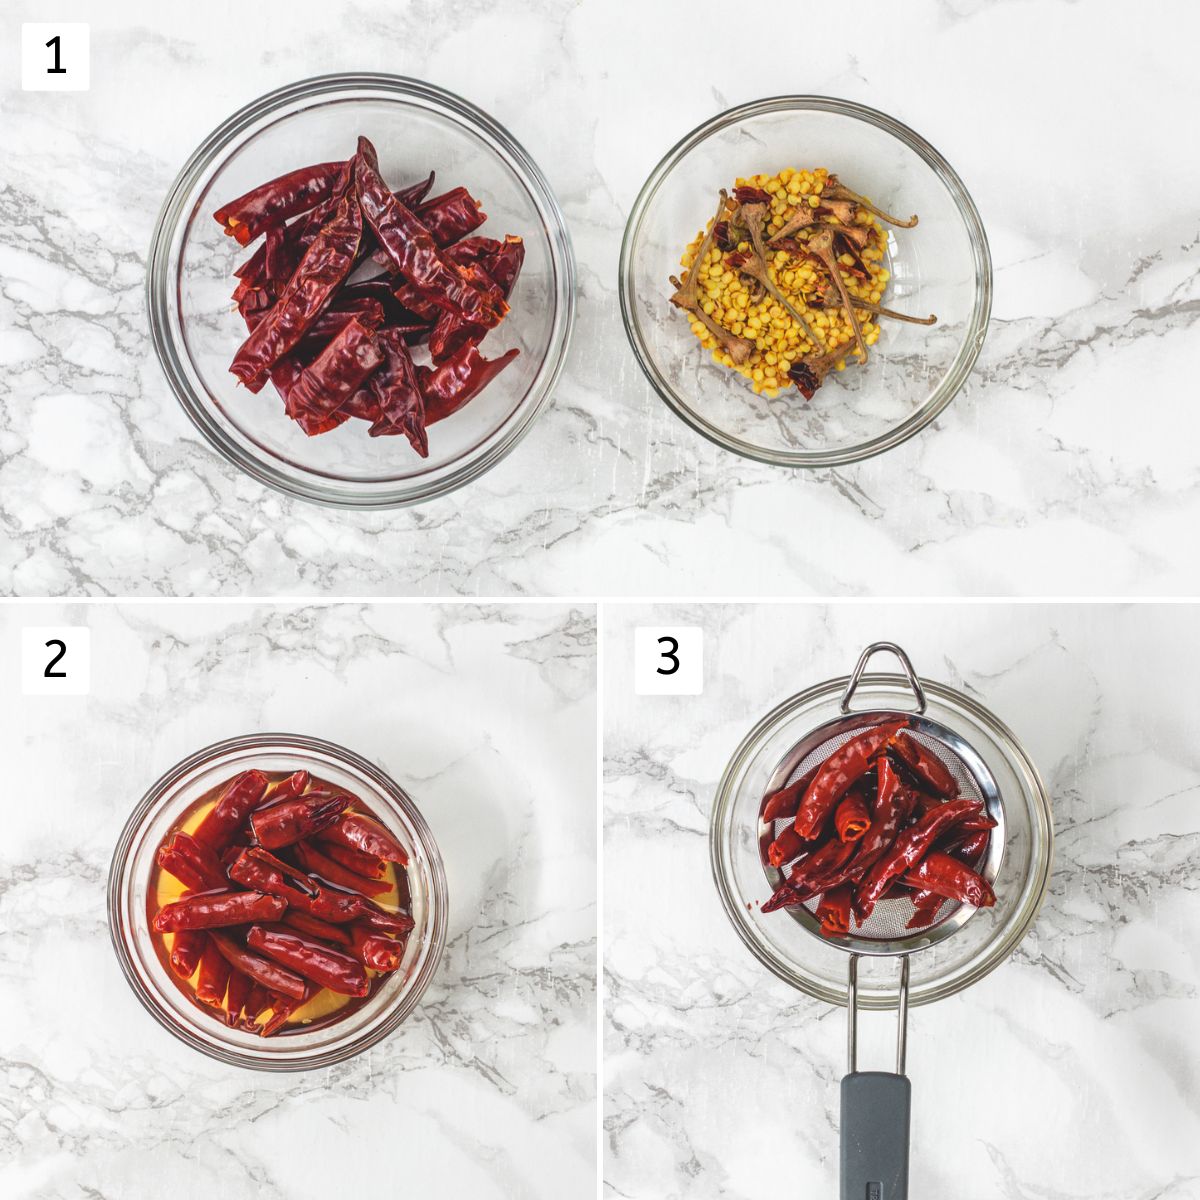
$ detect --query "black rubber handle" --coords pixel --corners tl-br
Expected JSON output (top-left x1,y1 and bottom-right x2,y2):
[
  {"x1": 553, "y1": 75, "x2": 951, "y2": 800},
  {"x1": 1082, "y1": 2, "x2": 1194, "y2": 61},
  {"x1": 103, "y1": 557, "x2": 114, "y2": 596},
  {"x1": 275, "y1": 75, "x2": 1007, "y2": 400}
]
[{"x1": 840, "y1": 1071, "x2": 911, "y2": 1200}]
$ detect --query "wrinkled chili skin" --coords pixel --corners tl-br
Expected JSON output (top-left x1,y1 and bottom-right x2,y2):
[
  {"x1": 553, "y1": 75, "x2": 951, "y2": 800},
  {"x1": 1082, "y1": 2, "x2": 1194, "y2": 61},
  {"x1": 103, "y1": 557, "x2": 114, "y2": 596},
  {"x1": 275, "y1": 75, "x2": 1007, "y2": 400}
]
[
  {"x1": 846, "y1": 756, "x2": 914, "y2": 881},
  {"x1": 320, "y1": 811, "x2": 410, "y2": 866},
  {"x1": 229, "y1": 183, "x2": 363, "y2": 392},
  {"x1": 891, "y1": 734, "x2": 959, "y2": 799},
  {"x1": 250, "y1": 793, "x2": 347, "y2": 850},
  {"x1": 348, "y1": 923, "x2": 407, "y2": 972},
  {"x1": 209, "y1": 932, "x2": 310, "y2": 1001},
  {"x1": 282, "y1": 910, "x2": 352, "y2": 946},
  {"x1": 152, "y1": 890, "x2": 287, "y2": 933},
  {"x1": 214, "y1": 161, "x2": 343, "y2": 246},
  {"x1": 855, "y1": 798, "x2": 981, "y2": 918},
  {"x1": 786, "y1": 837, "x2": 856, "y2": 899},
  {"x1": 157, "y1": 831, "x2": 228, "y2": 892},
  {"x1": 903, "y1": 851, "x2": 996, "y2": 908},
  {"x1": 353, "y1": 138, "x2": 506, "y2": 329},
  {"x1": 284, "y1": 318, "x2": 383, "y2": 420},
  {"x1": 793, "y1": 720, "x2": 908, "y2": 839},
  {"x1": 421, "y1": 344, "x2": 521, "y2": 425},
  {"x1": 417, "y1": 186, "x2": 487, "y2": 246},
  {"x1": 193, "y1": 769, "x2": 270, "y2": 852},
  {"x1": 247, "y1": 925, "x2": 370, "y2": 997},
  {"x1": 362, "y1": 327, "x2": 428, "y2": 454}
]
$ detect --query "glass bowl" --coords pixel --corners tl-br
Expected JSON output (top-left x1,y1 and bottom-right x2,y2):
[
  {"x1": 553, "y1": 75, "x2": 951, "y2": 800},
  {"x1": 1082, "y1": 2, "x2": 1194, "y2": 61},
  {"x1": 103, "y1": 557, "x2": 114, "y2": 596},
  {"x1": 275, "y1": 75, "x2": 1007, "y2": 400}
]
[
  {"x1": 620, "y1": 96, "x2": 992, "y2": 468},
  {"x1": 711, "y1": 665, "x2": 1052, "y2": 1009},
  {"x1": 108, "y1": 732, "x2": 448, "y2": 1070},
  {"x1": 148, "y1": 74, "x2": 575, "y2": 508}
]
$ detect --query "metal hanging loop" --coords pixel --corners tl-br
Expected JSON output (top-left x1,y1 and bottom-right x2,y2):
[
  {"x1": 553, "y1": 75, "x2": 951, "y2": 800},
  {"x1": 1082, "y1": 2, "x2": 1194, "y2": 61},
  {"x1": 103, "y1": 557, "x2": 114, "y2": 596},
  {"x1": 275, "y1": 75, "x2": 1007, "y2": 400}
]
[{"x1": 840, "y1": 641, "x2": 927, "y2": 716}]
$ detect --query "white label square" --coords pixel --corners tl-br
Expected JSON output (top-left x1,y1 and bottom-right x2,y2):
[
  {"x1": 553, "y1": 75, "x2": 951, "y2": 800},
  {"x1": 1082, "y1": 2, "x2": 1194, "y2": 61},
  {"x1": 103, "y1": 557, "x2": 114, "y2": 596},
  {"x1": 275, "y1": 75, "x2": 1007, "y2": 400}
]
[
  {"x1": 21, "y1": 627, "x2": 91, "y2": 696},
  {"x1": 634, "y1": 626, "x2": 703, "y2": 696},
  {"x1": 22, "y1": 24, "x2": 90, "y2": 91}
]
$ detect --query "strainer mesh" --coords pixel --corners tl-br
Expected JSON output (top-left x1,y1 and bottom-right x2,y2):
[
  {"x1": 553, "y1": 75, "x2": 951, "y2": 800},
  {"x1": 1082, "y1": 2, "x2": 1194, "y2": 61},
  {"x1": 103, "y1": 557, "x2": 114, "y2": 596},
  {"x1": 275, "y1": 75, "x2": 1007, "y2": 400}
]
[{"x1": 763, "y1": 725, "x2": 989, "y2": 942}]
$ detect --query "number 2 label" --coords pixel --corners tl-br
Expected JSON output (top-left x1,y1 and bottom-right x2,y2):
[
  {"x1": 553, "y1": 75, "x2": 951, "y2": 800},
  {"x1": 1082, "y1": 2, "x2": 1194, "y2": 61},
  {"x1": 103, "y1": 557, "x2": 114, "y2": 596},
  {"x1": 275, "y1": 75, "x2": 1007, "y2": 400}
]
[{"x1": 21, "y1": 627, "x2": 91, "y2": 695}]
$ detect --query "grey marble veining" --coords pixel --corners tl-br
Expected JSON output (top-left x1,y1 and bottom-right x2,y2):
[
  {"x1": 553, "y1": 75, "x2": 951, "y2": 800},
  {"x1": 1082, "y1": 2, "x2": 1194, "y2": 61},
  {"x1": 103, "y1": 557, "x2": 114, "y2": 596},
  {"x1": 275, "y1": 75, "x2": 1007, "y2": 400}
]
[
  {"x1": 604, "y1": 603, "x2": 1200, "y2": 1198},
  {"x1": 1, "y1": 0, "x2": 1197, "y2": 597},
  {"x1": 0, "y1": 601, "x2": 597, "y2": 1199}
]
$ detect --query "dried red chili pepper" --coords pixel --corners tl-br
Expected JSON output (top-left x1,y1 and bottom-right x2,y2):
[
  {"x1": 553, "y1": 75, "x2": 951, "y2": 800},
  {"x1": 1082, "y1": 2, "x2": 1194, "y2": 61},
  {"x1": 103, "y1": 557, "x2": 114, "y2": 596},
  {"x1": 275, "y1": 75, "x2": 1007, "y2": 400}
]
[
  {"x1": 794, "y1": 720, "x2": 908, "y2": 839},
  {"x1": 417, "y1": 186, "x2": 487, "y2": 246},
  {"x1": 891, "y1": 735, "x2": 958, "y2": 799},
  {"x1": 767, "y1": 824, "x2": 806, "y2": 869},
  {"x1": 229, "y1": 183, "x2": 363, "y2": 392},
  {"x1": 762, "y1": 765, "x2": 820, "y2": 824},
  {"x1": 294, "y1": 840, "x2": 393, "y2": 897},
  {"x1": 195, "y1": 935, "x2": 231, "y2": 1008},
  {"x1": 318, "y1": 840, "x2": 387, "y2": 881},
  {"x1": 353, "y1": 138, "x2": 506, "y2": 329},
  {"x1": 250, "y1": 793, "x2": 347, "y2": 850},
  {"x1": 320, "y1": 811, "x2": 410, "y2": 867},
  {"x1": 816, "y1": 885, "x2": 853, "y2": 937},
  {"x1": 420, "y1": 343, "x2": 520, "y2": 425},
  {"x1": 268, "y1": 769, "x2": 312, "y2": 803},
  {"x1": 241, "y1": 982, "x2": 273, "y2": 1032},
  {"x1": 247, "y1": 925, "x2": 370, "y2": 997},
  {"x1": 787, "y1": 837, "x2": 857, "y2": 898},
  {"x1": 903, "y1": 851, "x2": 996, "y2": 909},
  {"x1": 356, "y1": 897, "x2": 415, "y2": 936},
  {"x1": 169, "y1": 928, "x2": 206, "y2": 980},
  {"x1": 906, "y1": 891, "x2": 943, "y2": 929},
  {"x1": 347, "y1": 924, "x2": 407, "y2": 972},
  {"x1": 229, "y1": 848, "x2": 367, "y2": 924},
  {"x1": 193, "y1": 769, "x2": 270, "y2": 851},
  {"x1": 156, "y1": 831, "x2": 228, "y2": 892},
  {"x1": 224, "y1": 966, "x2": 252, "y2": 1028},
  {"x1": 214, "y1": 161, "x2": 343, "y2": 246},
  {"x1": 283, "y1": 910, "x2": 353, "y2": 947},
  {"x1": 209, "y1": 932, "x2": 310, "y2": 1001},
  {"x1": 844, "y1": 757, "x2": 915, "y2": 876},
  {"x1": 855, "y1": 798, "x2": 981, "y2": 919},
  {"x1": 152, "y1": 890, "x2": 287, "y2": 933},
  {"x1": 940, "y1": 827, "x2": 991, "y2": 866},
  {"x1": 834, "y1": 788, "x2": 871, "y2": 843},
  {"x1": 361, "y1": 327, "x2": 428, "y2": 454},
  {"x1": 259, "y1": 985, "x2": 316, "y2": 1037},
  {"x1": 282, "y1": 318, "x2": 384, "y2": 420}
]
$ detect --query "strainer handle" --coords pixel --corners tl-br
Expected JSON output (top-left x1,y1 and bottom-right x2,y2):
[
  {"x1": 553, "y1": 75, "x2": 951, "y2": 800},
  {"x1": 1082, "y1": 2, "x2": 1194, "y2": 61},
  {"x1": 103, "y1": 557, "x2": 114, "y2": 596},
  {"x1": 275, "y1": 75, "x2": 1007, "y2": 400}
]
[
  {"x1": 841, "y1": 954, "x2": 911, "y2": 1200},
  {"x1": 841, "y1": 642, "x2": 927, "y2": 715}
]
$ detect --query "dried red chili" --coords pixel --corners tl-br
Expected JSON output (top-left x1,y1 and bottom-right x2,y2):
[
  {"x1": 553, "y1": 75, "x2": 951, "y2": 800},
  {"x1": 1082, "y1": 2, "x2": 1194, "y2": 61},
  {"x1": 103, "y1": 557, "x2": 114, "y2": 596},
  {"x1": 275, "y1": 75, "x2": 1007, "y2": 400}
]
[{"x1": 150, "y1": 766, "x2": 416, "y2": 1036}]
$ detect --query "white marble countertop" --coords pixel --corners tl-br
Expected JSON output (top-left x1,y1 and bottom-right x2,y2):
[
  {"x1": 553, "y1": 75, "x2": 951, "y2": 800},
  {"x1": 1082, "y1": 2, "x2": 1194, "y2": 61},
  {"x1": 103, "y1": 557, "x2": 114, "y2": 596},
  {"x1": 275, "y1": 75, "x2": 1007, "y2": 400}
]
[
  {"x1": 2, "y1": 0, "x2": 1197, "y2": 597},
  {"x1": 0, "y1": 601, "x2": 596, "y2": 1199},
  {"x1": 604, "y1": 603, "x2": 1200, "y2": 1198}
]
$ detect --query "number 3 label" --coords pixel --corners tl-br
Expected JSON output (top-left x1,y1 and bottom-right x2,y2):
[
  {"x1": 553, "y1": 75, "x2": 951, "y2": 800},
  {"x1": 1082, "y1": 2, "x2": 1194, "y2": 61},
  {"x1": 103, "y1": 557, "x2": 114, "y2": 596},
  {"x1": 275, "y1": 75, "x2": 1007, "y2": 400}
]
[
  {"x1": 22, "y1": 24, "x2": 90, "y2": 91},
  {"x1": 634, "y1": 627, "x2": 703, "y2": 696},
  {"x1": 21, "y1": 627, "x2": 91, "y2": 696}
]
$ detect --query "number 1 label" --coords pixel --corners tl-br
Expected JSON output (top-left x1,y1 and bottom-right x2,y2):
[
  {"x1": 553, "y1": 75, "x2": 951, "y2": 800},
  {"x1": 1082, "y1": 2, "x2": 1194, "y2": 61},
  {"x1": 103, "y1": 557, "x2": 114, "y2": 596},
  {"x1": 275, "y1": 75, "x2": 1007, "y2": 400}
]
[
  {"x1": 21, "y1": 627, "x2": 91, "y2": 695},
  {"x1": 22, "y1": 24, "x2": 90, "y2": 91}
]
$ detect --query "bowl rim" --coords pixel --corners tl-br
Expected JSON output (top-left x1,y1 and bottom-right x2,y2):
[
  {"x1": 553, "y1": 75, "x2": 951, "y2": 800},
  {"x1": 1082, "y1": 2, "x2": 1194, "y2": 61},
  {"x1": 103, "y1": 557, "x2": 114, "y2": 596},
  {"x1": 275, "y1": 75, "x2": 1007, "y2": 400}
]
[
  {"x1": 147, "y1": 71, "x2": 576, "y2": 510},
  {"x1": 619, "y1": 93, "x2": 993, "y2": 469},
  {"x1": 107, "y1": 731, "x2": 449, "y2": 1071}
]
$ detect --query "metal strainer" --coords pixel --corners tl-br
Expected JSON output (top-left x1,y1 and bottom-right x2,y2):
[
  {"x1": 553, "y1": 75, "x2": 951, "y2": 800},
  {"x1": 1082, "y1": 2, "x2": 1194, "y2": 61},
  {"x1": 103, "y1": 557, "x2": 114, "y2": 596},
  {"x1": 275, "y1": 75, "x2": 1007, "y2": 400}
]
[{"x1": 711, "y1": 642, "x2": 1054, "y2": 1199}]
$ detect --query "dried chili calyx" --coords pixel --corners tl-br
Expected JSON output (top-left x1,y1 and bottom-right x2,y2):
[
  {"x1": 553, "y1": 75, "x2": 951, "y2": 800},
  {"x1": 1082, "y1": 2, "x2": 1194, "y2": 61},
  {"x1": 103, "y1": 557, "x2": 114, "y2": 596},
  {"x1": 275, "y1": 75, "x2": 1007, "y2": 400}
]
[
  {"x1": 217, "y1": 136, "x2": 523, "y2": 450},
  {"x1": 671, "y1": 166, "x2": 935, "y2": 402},
  {"x1": 148, "y1": 766, "x2": 416, "y2": 1036}
]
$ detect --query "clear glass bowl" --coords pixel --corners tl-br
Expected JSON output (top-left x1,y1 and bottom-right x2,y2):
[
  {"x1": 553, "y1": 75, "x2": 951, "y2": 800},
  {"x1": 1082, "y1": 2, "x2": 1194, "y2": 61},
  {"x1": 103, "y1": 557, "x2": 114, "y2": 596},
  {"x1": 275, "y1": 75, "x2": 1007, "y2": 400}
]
[
  {"x1": 108, "y1": 733, "x2": 448, "y2": 1070},
  {"x1": 147, "y1": 74, "x2": 575, "y2": 508},
  {"x1": 711, "y1": 671, "x2": 1052, "y2": 1009},
  {"x1": 620, "y1": 96, "x2": 992, "y2": 467}
]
